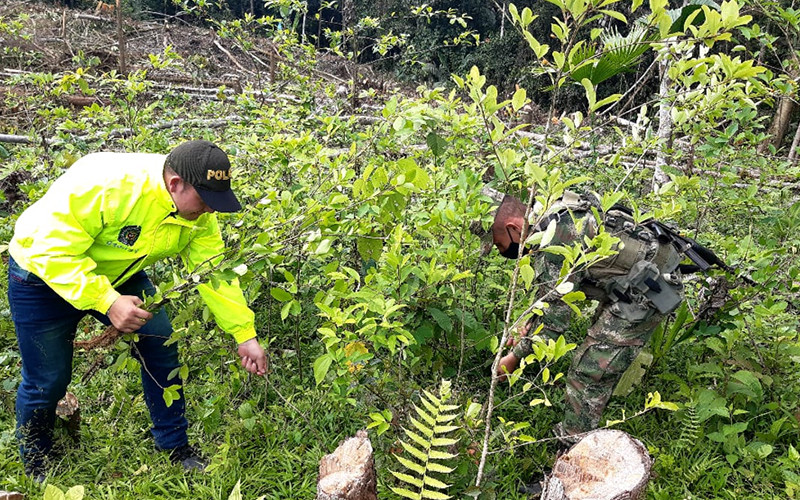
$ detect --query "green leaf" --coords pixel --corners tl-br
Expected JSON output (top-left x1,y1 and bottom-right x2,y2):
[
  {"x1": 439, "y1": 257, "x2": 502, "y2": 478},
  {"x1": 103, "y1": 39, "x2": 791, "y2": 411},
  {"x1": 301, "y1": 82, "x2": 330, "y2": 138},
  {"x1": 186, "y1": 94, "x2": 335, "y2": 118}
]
[
  {"x1": 280, "y1": 301, "x2": 292, "y2": 321},
  {"x1": 511, "y1": 87, "x2": 527, "y2": 112},
  {"x1": 599, "y1": 9, "x2": 627, "y2": 22},
  {"x1": 421, "y1": 488, "x2": 451, "y2": 499},
  {"x1": 428, "y1": 449, "x2": 457, "y2": 460},
  {"x1": 228, "y1": 480, "x2": 243, "y2": 500},
  {"x1": 401, "y1": 441, "x2": 429, "y2": 462},
  {"x1": 423, "y1": 476, "x2": 450, "y2": 489},
  {"x1": 426, "y1": 462, "x2": 455, "y2": 474},
  {"x1": 431, "y1": 437, "x2": 458, "y2": 447},
  {"x1": 391, "y1": 470, "x2": 424, "y2": 488},
  {"x1": 391, "y1": 487, "x2": 422, "y2": 500},
  {"x1": 520, "y1": 263, "x2": 535, "y2": 288},
  {"x1": 580, "y1": 78, "x2": 596, "y2": 111},
  {"x1": 540, "y1": 219, "x2": 557, "y2": 247},
  {"x1": 426, "y1": 132, "x2": 448, "y2": 157},
  {"x1": 396, "y1": 454, "x2": 426, "y2": 475},
  {"x1": 313, "y1": 354, "x2": 333, "y2": 385},
  {"x1": 44, "y1": 485, "x2": 66, "y2": 500},
  {"x1": 65, "y1": 486, "x2": 85, "y2": 500},
  {"x1": 315, "y1": 238, "x2": 332, "y2": 255},
  {"x1": 270, "y1": 287, "x2": 293, "y2": 302},
  {"x1": 403, "y1": 428, "x2": 431, "y2": 449},
  {"x1": 429, "y1": 308, "x2": 453, "y2": 333},
  {"x1": 613, "y1": 351, "x2": 653, "y2": 396}
]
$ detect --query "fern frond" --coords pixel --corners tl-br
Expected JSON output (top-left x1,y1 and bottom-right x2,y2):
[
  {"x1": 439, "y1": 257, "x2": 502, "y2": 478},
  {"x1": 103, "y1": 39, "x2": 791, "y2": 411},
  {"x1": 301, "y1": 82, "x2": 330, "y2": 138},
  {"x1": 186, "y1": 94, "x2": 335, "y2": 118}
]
[
  {"x1": 570, "y1": 24, "x2": 653, "y2": 85},
  {"x1": 685, "y1": 451, "x2": 722, "y2": 483},
  {"x1": 391, "y1": 379, "x2": 461, "y2": 500},
  {"x1": 677, "y1": 406, "x2": 701, "y2": 451}
]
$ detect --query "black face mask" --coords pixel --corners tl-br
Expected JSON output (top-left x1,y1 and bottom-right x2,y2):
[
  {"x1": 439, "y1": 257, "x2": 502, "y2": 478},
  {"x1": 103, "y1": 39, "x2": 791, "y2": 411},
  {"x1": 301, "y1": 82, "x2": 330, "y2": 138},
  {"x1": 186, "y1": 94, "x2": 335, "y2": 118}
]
[
  {"x1": 500, "y1": 241, "x2": 521, "y2": 259},
  {"x1": 499, "y1": 227, "x2": 525, "y2": 259}
]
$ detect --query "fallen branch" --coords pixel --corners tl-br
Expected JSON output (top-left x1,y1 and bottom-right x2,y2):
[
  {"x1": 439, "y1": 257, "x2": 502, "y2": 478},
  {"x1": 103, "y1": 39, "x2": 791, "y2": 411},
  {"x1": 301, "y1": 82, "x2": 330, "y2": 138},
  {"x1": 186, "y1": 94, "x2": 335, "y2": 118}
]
[{"x1": 213, "y1": 39, "x2": 254, "y2": 76}]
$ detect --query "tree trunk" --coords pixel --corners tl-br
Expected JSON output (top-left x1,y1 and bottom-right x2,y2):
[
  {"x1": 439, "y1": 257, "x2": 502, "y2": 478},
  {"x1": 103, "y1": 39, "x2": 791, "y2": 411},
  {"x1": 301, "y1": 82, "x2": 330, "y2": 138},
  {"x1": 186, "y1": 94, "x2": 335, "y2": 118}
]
[
  {"x1": 115, "y1": 0, "x2": 127, "y2": 74},
  {"x1": 759, "y1": 95, "x2": 796, "y2": 154},
  {"x1": 541, "y1": 429, "x2": 652, "y2": 500},
  {"x1": 788, "y1": 119, "x2": 800, "y2": 166},
  {"x1": 654, "y1": 56, "x2": 672, "y2": 190},
  {"x1": 316, "y1": 430, "x2": 377, "y2": 500}
]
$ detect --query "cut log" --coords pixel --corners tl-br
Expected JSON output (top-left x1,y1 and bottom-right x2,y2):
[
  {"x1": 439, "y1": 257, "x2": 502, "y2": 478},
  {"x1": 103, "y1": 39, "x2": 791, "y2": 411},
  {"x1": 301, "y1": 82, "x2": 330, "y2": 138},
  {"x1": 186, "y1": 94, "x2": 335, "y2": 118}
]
[
  {"x1": 541, "y1": 429, "x2": 652, "y2": 500},
  {"x1": 316, "y1": 430, "x2": 377, "y2": 500}
]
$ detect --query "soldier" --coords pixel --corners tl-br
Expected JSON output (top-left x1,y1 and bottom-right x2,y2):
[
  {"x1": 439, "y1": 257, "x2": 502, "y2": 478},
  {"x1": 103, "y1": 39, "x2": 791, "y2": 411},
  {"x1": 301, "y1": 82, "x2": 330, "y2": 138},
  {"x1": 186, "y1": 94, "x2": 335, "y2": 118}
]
[{"x1": 492, "y1": 192, "x2": 685, "y2": 439}]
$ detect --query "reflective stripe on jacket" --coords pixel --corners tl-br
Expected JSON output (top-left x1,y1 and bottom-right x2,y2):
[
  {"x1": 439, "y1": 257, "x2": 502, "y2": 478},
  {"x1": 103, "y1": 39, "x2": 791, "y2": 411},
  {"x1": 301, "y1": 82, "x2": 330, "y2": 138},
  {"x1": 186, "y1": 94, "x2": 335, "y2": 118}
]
[{"x1": 8, "y1": 152, "x2": 256, "y2": 344}]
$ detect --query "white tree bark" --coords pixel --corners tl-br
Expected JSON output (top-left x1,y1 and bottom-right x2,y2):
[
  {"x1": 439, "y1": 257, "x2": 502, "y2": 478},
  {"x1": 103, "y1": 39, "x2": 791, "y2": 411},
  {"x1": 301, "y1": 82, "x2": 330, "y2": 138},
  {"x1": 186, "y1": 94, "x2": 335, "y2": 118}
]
[{"x1": 654, "y1": 55, "x2": 672, "y2": 190}]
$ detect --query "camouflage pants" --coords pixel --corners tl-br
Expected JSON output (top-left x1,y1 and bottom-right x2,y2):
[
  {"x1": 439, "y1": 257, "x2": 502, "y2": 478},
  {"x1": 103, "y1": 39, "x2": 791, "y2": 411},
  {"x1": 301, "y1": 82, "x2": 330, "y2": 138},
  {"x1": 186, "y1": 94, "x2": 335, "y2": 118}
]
[{"x1": 519, "y1": 210, "x2": 674, "y2": 433}]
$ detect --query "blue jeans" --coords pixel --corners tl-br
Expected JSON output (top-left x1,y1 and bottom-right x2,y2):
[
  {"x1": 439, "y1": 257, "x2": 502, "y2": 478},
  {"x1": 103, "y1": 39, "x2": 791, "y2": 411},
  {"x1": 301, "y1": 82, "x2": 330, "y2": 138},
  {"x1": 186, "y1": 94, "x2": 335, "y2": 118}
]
[{"x1": 7, "y1": 257, "x2": 188, "y2": 468}]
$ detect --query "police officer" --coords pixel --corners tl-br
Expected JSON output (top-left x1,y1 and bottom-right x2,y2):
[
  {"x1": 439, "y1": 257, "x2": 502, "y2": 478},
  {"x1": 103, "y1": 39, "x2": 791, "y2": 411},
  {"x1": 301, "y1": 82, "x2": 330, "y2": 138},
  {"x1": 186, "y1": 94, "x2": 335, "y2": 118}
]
[
  {"x1": 492, "y1": 192, "x2": 684, "y2": 440},
  {"x1": 7, "y1": 140, "x2": 267, "y2": 480}
]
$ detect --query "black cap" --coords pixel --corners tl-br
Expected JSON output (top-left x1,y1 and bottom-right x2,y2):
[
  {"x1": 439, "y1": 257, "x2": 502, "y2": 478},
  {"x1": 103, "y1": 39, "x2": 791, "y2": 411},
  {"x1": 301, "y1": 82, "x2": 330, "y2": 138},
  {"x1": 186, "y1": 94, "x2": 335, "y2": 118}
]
[{"x1": 166, "y1": 140, "x2": 242, "y2": 213}]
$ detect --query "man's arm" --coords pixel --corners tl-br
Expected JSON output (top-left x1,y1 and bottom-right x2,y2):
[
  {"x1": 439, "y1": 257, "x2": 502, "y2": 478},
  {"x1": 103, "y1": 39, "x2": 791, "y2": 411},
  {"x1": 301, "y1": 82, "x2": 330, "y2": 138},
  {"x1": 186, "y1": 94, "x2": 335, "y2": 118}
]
[
  {"x1": 180, "y1": 214, "x2": 266, "y2": 375},
  {"x1": 10, "y1": 171, "x2": 146, "y2": 328}
]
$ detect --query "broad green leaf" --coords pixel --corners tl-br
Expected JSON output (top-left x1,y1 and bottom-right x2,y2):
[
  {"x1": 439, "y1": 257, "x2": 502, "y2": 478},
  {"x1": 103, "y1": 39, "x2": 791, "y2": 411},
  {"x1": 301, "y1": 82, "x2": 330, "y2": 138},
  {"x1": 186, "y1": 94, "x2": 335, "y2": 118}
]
[
  {"x1": 313, "y1": 354, "x2": 333, "y2": 385},
  {"x1": 65, "y1": 486, "x2": 85, "y2": 500},
  {"x1": 270, "y1": 287, "x2": 293, "y2": 302},
  {"x1": 520, "y1": 263, "x2": 535, "y2": 288},
  {"x1": 426, "y1": 132, "x2": 448, "y2": 157},
  {"x1": 429, "y1": 308, "x2": 453, "y2": 333},
  {"x1": 613, "y1": 351, "x2": 653, "y2": 396},
  {"x1": 44, "y1": 485, "x2": 66, "y2": 500},
  {"x1": 512, "y1": 87, "x2": 527, "y2": 112},
  {"x1": 540, "y1": 219, "x2": 557, "y2": 247}
]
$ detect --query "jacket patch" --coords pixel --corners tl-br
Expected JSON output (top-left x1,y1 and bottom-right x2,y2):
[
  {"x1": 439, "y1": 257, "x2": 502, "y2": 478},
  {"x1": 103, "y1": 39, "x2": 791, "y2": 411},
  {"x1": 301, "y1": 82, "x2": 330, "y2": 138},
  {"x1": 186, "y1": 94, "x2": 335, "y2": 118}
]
[{"x1": 118, "y1": 225, "x2": 141, "y2": 246}]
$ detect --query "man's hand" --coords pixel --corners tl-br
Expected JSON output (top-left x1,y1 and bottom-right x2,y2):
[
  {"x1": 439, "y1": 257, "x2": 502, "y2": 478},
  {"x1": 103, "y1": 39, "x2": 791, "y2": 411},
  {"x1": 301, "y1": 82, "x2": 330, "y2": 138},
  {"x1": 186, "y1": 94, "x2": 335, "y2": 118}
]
[
  {"x1": 496, "y1": 352, "x2": 519, "y2": 382},
  {"x1": 107, "y1": 295, "x2": 153, "y2": 333},
  {"x1": 237, "y1": 338, "x2": 267, "y2": 376}
]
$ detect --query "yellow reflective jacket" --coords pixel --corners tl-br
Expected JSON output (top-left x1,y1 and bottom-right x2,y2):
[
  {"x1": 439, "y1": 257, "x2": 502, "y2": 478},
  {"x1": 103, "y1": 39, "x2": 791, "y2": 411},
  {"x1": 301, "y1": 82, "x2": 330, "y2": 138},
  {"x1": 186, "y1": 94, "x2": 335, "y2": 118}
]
[{"x1": 9, "y1": 152, "x2": 256, "y2": 344}]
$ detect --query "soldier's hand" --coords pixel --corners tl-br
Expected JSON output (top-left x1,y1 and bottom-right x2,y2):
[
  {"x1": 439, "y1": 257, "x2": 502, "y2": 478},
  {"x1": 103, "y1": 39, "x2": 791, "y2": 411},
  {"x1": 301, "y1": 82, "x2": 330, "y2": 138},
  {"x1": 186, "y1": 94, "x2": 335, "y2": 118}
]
[
  {"x1": 506, "y1": 321, "x2": 532, "y2": 347},
  {"x1": 496, "y1": 352, "x2": 519, "y2": 382},
  {"x1": 237, "y1": 338, "x2": 267, "y2": 376},
  {"x1": 107, "y1": 295, "x2": 153, "y2": 333}
]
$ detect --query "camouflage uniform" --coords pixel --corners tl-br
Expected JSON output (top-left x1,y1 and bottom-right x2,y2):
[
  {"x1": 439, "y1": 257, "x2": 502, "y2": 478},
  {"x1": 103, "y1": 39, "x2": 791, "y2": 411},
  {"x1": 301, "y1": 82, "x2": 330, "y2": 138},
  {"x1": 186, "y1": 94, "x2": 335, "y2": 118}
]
[{"x1": 512, "y1": 198, "x2": 684, "y2": 433}]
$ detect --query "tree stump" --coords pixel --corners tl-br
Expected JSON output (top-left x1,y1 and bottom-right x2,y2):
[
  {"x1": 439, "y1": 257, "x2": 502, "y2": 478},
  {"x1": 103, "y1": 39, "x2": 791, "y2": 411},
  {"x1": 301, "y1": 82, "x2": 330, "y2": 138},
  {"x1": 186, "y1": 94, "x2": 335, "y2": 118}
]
[
  {"x1": 316, "y1": 430, "x2": 377, "y2": 500},
  {"x1": 541, "y1": 429, "x2": 652, "y2": 500},
  {"x1": 0, "y1": 491, "x2": 25, "y2": 500}
]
